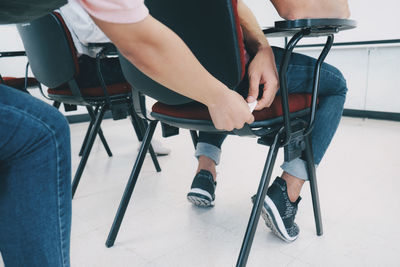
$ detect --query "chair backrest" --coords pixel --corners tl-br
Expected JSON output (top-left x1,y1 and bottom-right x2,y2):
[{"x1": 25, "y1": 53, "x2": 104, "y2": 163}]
[
  {"x1": 119, "y1": 0, "x2": 245, "y2": 105},
  {"x1": 16, "y1": 12, "x2": 78, "y2": 89}
]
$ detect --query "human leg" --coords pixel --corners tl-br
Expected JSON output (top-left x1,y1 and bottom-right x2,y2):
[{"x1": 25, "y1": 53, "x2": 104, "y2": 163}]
[
  {"x1": 75, "y1": 55, "x2": 126, "y2": 88},
  {"x1": 0, "y1": 85, "x2": 71, "y2": 266},
  {"x1": 259, "y1": 47, "x2": 347, "y2": 241},
  {"x1": 187, "y1": 132, "x2": 226, "y2": 206},
  {"x1": 275, "y1": 45, "x2": 347, "y2": 194},
  {"x1": 194, "y1": 132, "x2": 227, "y2": 179}
]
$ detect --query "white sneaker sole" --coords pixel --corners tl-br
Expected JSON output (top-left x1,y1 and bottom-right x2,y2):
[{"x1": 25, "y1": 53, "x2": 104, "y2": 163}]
[
  {"x1": 260, "y1": 196, "x2": 298, "y2": 242},
  {"x1": 187, "y1": 193, "x2": 214, "y2": 207}
]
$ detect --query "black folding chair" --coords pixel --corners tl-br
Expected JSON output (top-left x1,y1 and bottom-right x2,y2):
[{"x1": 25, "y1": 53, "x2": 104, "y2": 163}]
[
  {"x1": 0, "y1": 49, "x2": 111, "y2": 154},
  {"x1": 16, "y1": 12, "x2": 162, "y2": 198},
  {"x1": 0, "y1": 50, "x2": 41, "y2": 92},
  {"x1": 101, "y1": 0, "x2": 355, "y2": 266}
]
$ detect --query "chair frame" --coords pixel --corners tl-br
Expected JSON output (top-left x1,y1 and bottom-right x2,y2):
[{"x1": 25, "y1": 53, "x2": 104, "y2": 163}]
[
  {"x1": 104, "y1": 16, "x2": 355, "y2": 267},
  {"x1": 0, "y1": 50, "x2": 38, "y2": 92},
  {"x1": 0, "y1": 49, "x2": 114, "y2": 159},
  {"x1": 16, "y1": 13, "x2": 162, "y2": 198},
  {"x1": 67, "y1": 44, "x2": 162, "y2": 197}
]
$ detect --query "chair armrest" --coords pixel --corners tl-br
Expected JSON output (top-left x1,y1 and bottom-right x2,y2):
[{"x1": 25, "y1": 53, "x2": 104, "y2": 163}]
[
  {"x1": 263, "y1": 19, "x2": 356, "y2": 145},
  {"x1": 263, "y1": 18, "x2": 356, "y2": 38}
]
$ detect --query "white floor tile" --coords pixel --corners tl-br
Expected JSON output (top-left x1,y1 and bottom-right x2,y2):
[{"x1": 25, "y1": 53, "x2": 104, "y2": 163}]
[{"x1": 64, "y1": 117, "x2": 400, "y2": 266}]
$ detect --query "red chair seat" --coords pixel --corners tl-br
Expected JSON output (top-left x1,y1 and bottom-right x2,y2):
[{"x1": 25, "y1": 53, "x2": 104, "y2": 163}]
[
  {"x1": 152, "y1": 93, "x2": 313, "y2": 122},
  {"x1": 48, "y1": 82, "x2": 131, "y2": 97},
  {"x1": 2, "y1": 76, "x2": 39, "y2": 89}
]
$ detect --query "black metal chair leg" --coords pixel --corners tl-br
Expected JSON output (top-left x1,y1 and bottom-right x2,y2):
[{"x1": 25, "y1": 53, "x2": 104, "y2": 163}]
[
  {"x1": 72, "y1": 104, "x2": 107, "y2": 197},
  {"x1": 78, "y1": 107, "x2": 96, "y2": 157},
  {"x1": 79, "y1": 106, "x2": 113, "y2": 157},
  {"x1": 129, "y1": 108, "x2": 161, "y2": 172},
  {"x1": 129, "y1": 108, "x2": 144, "y2": 142},
  {"x1": 304, "y1": 135, "x2": 323, "y2": 236},
  {"x1": 53, "y1": 101, "x2": 61, "y2": 109},
  {"x1": 236, "y1": 134, "x2": 281, "y2": 267},
  {"x1": 92, "y1": 107, "x2": 113, "y2": 157},
  {"x1": 106, "y1": 120, "x2": 158, "y2": 248},
  {"x1": 189, "y1": 130, "x2": 198, "y2": 148}
]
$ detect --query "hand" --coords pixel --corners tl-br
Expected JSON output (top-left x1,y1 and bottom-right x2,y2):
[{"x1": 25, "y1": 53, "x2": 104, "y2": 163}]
[
  {"x1": 246, "y1": 46, "x2": 279, "y2": 110},
  {"x1": 207, "y1": 89, "x2": 255, "y2": 131}
]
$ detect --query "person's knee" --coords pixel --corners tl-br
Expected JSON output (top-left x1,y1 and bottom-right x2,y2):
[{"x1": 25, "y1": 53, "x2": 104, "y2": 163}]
[
  {"x1": 321, "y1": 63, "x2": 348, "y2": 96},
  {"x1": 31, "y1": 105, "x2": 70, "y2": 154},
  {"x1": 48, "y1": 108, "x2": 71, "y2": 147},
  {"x1": 53, "y1": 110, "x2": 70, "y2": 136}
]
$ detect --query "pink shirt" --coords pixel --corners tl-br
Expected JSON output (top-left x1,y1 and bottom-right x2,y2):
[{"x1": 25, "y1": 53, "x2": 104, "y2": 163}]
[{"x1": 79, "y1": 0, "x2": 149, "y2": 24}]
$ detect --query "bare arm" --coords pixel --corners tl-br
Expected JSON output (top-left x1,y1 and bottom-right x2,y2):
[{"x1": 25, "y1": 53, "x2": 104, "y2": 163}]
[
  {"x1": 238, "y1": 0, "x2": 279, "y2": 110},
  {"x1": 92, "y1": 15, "x2": 254, "y2": 131},
  {"x1": 270, "y1": 0, "x2": 350, "y2": 20}
]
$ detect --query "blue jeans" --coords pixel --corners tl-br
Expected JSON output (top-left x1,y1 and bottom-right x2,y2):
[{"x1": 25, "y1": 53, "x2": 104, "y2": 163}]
[
  {"x1": 195, "y1": 46, "x2": 348, "y2": 180},
  {"x1": 0, "y1": 85, "x2": 71, "y2": 267}
]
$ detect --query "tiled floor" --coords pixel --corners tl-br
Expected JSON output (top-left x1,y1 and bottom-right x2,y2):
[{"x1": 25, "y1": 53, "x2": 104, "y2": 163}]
[{"x1": 2, "y1": 116, "x2": 400, "y2": 266}]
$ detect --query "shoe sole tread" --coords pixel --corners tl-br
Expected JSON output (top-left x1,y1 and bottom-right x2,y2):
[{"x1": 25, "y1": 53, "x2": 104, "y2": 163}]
[
  {"x1": 258, "y1": 196, "x2": 298, "y2": 242},
  {"x1": 187, "y1": 194, "x2": 214, "y2": 207}
]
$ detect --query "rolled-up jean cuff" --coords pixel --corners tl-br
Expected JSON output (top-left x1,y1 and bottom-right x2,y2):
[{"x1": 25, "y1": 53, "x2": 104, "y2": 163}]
[
  {"x1": 281, "y1": 158, "x2": 317, "y2": 181},
  {"x1": 195, "y1": 142, "x2": 222, "y2": 165}
]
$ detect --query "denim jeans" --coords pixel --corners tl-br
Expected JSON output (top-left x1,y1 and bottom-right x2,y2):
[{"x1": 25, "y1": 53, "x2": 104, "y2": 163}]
[
  {"x1": 0, "y1": 85, "x2": 71, "y2": 267},
  {"x1": 75, "y1": 55, "x2": 126, "y2": 88},
  {"x1": 195, "y1": 46, "x2": 348, "y2": 180}
]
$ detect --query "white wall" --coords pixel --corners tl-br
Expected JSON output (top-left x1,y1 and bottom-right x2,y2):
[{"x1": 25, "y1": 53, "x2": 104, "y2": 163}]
[
  {"x1": 0, "y1": 25, "x2": 26, "y2": 76},
  {"x1": 1, "y1": 0, "x2": 400, "y2": 115},
  {"x1": 245, "y1": 0, "x2": 400, "y2": 43},
  {"x1": 244, "y1": 0, "x2": 400, "y2": 113},
  {"x1": 297, "y1": 45, "x2": 400, "y2": 113}
]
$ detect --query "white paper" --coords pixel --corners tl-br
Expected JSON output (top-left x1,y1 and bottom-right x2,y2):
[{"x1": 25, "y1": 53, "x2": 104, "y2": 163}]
[{"x1": 248, "y1": 101, "x2": 257, "y2": 113}]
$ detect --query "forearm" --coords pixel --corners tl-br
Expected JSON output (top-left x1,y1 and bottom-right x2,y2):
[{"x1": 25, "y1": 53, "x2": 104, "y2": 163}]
[
  {"x1": 91, "y1": 15, "x2": 227, "y2": 107},
  {"x1": 238, "y1": 0, "x2": 270, "y2": 55},
  {"x1": 270, "y1": 0, "x2": 350, "y2": 20}
]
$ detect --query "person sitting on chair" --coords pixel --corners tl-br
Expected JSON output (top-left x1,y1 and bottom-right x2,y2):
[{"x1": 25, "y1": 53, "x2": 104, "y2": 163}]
[
  {"x1": 59, "y1": 0, "x2": 170, "y2": 156},
  {"x1": 186, "y1": 0, "x2": 350, "y2": 242}
]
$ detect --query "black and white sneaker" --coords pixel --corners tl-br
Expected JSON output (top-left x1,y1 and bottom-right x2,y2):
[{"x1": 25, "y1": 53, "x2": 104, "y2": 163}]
[
  {"x1": 252, "y1": 177, "x2": 301, "y2": 242},
  {"x1": 187, "y1": 170, "x2": 216, "y2": 207}
]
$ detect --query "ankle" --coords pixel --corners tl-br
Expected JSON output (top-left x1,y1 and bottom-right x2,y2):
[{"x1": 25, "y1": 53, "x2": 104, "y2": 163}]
[
  {"x1": 281, "y1": 172, "x2": 304, "y2": 202},
  {"x1": 197, "y1": 156, "x2": 217, "y2": 181}
]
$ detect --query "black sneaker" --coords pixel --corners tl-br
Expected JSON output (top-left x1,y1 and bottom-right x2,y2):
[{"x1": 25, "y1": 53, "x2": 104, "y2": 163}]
[
  {"x1": 187, "y1": 170, "x2": 216, "y2": 207},
  {"x1": 252, "y1": 177, "x2": 301, "y2": 242}
]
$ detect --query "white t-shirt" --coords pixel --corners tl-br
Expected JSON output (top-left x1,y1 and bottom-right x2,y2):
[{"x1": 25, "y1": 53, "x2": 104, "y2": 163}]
[{"x1": 59, "y1": 0, "x2": 110, "y2": 57}]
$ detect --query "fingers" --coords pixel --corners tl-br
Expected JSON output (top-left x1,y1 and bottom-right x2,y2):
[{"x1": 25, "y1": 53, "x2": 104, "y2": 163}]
[
  {"x1": 256, "y1": 88, "x2": 274, "y2": 110},
  {"x1": 255, "y1": 80, "x2": 279, "y2": 110},
  {"x1": 209, "y1": 94, "x2": 255, "y2": 131},
  {"x1": 246, "y1": 113, "x2": 255, "y2": 125},
  {"x1": 227, "y1": 108, "x2": 255, "y2": 130},
  {"x1": 247, "y1": 74, "x2": 260, "y2": 103}
]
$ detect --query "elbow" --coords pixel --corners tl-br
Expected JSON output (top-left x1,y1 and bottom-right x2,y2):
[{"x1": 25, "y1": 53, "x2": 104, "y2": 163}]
[
  {"x1": 276, "y1": 8, "x2": 304, "y2": 20},
  {"x1": 272, "y1": 0, "x2": 307, "y2": 20},
  {"x1": 278, "y1": 11, "x2": 297, "y2": 20}
]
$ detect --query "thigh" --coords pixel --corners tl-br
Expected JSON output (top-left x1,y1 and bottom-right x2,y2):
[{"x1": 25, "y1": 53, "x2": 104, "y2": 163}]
[
  {"x1": 0, "y1": 85, "x2": 69, "y2": 161},
  {"x1": 0, "y1": 85, "x2": 71, "y2": 267},
  {"x1": 198, "y1": 131, "x2": 227, "y2": 149},
  {"x1": 272, "y1": 46, "x2": 346, "y2": 96},
  {"x1": 76, "y1": 55, "x2": 126, "y2": 88}
]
